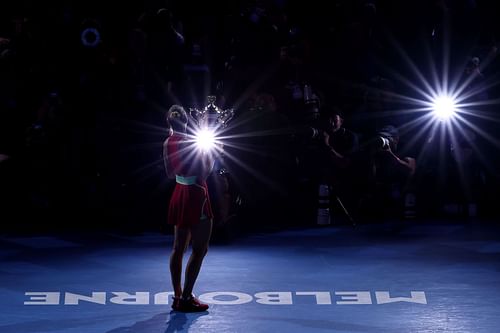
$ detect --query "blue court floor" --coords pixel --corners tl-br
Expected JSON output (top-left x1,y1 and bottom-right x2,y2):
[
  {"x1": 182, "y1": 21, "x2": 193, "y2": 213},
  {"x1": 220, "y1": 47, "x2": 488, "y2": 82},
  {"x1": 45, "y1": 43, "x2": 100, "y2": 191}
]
[{"x1": 1, "y1": 221, "x2": 500, "y2": 333}]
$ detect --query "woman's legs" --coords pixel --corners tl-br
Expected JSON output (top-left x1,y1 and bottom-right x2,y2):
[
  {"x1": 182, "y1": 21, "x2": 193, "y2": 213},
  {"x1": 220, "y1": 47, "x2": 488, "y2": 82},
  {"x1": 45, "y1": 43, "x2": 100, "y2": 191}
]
[
  {"x1": 170, "y1": 226, "x2": 190, "y2": 298},
  {"x1": 182, "y1": 218, "x2": 213, "y2": 299}
]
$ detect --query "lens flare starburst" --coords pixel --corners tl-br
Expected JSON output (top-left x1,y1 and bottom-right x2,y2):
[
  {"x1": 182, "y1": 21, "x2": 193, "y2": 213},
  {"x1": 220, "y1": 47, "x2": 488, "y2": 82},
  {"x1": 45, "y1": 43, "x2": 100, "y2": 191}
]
[
  {"x1": 195, "y1": 128, "x2": 217, "y2": 152},
  {"x1": 432, "y1": 96, "x2": 457, "y2": 121}
]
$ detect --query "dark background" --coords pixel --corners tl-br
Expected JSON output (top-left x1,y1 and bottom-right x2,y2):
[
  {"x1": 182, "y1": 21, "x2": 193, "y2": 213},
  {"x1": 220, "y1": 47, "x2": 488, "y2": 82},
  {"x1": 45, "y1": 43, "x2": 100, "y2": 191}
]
[{"x1": 1, "y1": 0, "x2": 500, "y2": 235}]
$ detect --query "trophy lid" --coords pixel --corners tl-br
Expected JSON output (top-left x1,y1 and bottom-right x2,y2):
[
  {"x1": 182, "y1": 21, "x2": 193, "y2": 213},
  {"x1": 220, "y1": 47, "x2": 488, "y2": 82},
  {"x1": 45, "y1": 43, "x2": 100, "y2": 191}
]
[{"x1": 189, "y1": 95, "x2": 234, "y2": 129}]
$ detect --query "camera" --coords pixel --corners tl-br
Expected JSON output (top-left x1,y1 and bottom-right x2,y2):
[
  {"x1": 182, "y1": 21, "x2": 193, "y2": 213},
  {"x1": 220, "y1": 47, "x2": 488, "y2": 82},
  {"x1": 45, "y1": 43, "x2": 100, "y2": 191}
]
[
  {"x1": 293, "y1": 124, "x2": 325, "y2": 143},
  {"x1": 376, "y1": 125, "x2": 398, "y2": 151},
  {"x1": 378, "y1": 136, "x2": 392, "y2": 150},
  {"x1": 309, "y1": 127, "x2": 322, "y2": 140}
]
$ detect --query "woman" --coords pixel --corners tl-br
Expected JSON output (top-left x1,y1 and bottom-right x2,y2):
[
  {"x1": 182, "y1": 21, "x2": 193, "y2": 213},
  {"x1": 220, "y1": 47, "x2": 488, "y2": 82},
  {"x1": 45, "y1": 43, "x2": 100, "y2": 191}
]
[{"x1": 163, "y1": 104, "x2": 214, "y2": 312}]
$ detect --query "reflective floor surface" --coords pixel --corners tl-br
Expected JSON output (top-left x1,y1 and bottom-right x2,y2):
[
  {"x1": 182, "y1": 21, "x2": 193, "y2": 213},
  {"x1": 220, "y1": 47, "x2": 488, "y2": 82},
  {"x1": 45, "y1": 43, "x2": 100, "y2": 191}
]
[{"x1": 1, "y1": 221, "x2": 500, "y2": 332}]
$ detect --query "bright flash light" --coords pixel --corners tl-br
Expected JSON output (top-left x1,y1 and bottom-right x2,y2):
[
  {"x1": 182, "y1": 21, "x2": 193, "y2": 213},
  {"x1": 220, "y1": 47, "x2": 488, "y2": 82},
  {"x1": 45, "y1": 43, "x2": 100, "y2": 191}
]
[
  {"x1": 195, "y1": 128, "x2": 216, "y2": 151},
  {"x1": 432, "y1": 96, "x2": 457, "y2": 120}
]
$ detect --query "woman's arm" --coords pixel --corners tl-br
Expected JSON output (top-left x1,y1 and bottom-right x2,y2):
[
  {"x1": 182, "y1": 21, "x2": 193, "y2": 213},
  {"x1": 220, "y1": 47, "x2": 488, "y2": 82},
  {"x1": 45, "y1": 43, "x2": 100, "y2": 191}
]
[{"x1": 163, "y1": 139, "x2": 175, "y2": 179}]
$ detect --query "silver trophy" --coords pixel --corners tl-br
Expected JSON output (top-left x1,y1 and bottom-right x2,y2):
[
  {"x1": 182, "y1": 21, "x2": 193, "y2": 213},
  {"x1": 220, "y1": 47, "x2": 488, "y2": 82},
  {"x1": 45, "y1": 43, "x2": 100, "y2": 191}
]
[
  {"x1": 189, "y1": 96, "x2": 235, "y2": 176},
  {"x1": 189, "y1": 96, "x2": 234, "y2": 130}
]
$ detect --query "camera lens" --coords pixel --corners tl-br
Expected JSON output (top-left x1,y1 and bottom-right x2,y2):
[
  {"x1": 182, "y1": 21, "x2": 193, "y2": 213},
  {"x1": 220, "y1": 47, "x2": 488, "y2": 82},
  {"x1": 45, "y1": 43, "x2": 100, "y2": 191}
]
[
  {"x1": 379, "y1": 136, "x2": 390, "y2": 150},
  {"x1": 310, "y1": 127, "x2": 320, "y2": 139}
]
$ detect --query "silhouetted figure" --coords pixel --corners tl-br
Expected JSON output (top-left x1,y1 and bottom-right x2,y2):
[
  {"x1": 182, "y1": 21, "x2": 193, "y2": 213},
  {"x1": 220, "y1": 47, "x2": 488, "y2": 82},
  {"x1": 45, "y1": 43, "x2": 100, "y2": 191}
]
[{"x1": 163, "y1": 105, "x2": 214, "y2": 312}]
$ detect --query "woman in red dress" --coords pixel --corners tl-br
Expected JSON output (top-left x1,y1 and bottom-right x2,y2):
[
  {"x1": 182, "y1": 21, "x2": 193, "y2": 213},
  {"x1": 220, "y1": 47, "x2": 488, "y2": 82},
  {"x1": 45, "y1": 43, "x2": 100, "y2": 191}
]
[{"x1": 163, "y1": 105, "x2": 214, "y2": 312}]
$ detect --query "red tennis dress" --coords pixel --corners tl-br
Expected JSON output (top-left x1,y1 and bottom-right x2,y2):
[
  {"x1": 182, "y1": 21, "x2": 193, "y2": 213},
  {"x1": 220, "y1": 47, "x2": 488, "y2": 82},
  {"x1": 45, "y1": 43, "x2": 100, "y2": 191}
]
[{"x1": 166, "y1": 133, "x2": 213, "y2": 227}]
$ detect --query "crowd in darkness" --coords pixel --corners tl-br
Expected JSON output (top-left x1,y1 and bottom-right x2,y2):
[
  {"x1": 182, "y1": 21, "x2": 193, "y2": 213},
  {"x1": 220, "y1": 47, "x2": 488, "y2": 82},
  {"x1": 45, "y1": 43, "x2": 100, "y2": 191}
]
[{"x1": 1, "y1": 0, "x2": 500, "y2": 234}]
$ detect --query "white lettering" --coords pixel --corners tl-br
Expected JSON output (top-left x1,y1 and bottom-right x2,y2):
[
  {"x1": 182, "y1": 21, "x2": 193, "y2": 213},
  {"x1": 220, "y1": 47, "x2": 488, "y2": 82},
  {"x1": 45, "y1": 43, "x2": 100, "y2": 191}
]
[
  {"x1": 154, "y1": 292, "x2": 175, "y2": 305},
  {"x1": 24, "y1": 292, "x2": 60, "y2": 305},
  {"x1": 296, "y1": 291, "x2": 332, "y2": 304},
  {"x1": 199, "y1": 292, "x2": 253, "y2": 305},
  {"x1": 335, "y1": 291, "x2": 372, "y2": 304},
  {"x1": 22, "y1": 290, "x2": 429, "y2": 306},
  {"x1": 254, "y1": 292, "x2": 293, "y2": 305},
  {"x1": 109, "y1": 292, "x2": 150, "y2": 305},
  {"x1": 375, "y1": 291, "x2": 427, "y2": 304},
  {"x1": 65, "y1": 292, "x2": 106, "y2": 305}
]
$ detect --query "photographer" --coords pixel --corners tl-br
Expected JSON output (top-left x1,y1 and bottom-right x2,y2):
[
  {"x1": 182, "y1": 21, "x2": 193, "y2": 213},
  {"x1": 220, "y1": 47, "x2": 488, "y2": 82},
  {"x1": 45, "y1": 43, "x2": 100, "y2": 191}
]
[
  {"x1": 375, "y1": 125, "x2": 415, "y2": 176},
  {"x1": 322, "y1": 108, "x2": 359, "y2": 170},
  {"x1": 371, "y1": 125, "x2": 416, "y2": 218},
  {"x1": 320, "y1": 108, "x2": 360, "y2": 223}
]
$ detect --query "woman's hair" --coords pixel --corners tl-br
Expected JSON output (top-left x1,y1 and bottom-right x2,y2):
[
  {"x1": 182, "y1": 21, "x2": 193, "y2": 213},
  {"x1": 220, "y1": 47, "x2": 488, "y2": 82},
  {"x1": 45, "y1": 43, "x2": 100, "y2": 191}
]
[{"x1": 166, "y1": 105, "x2": 188, "y2": 131}]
